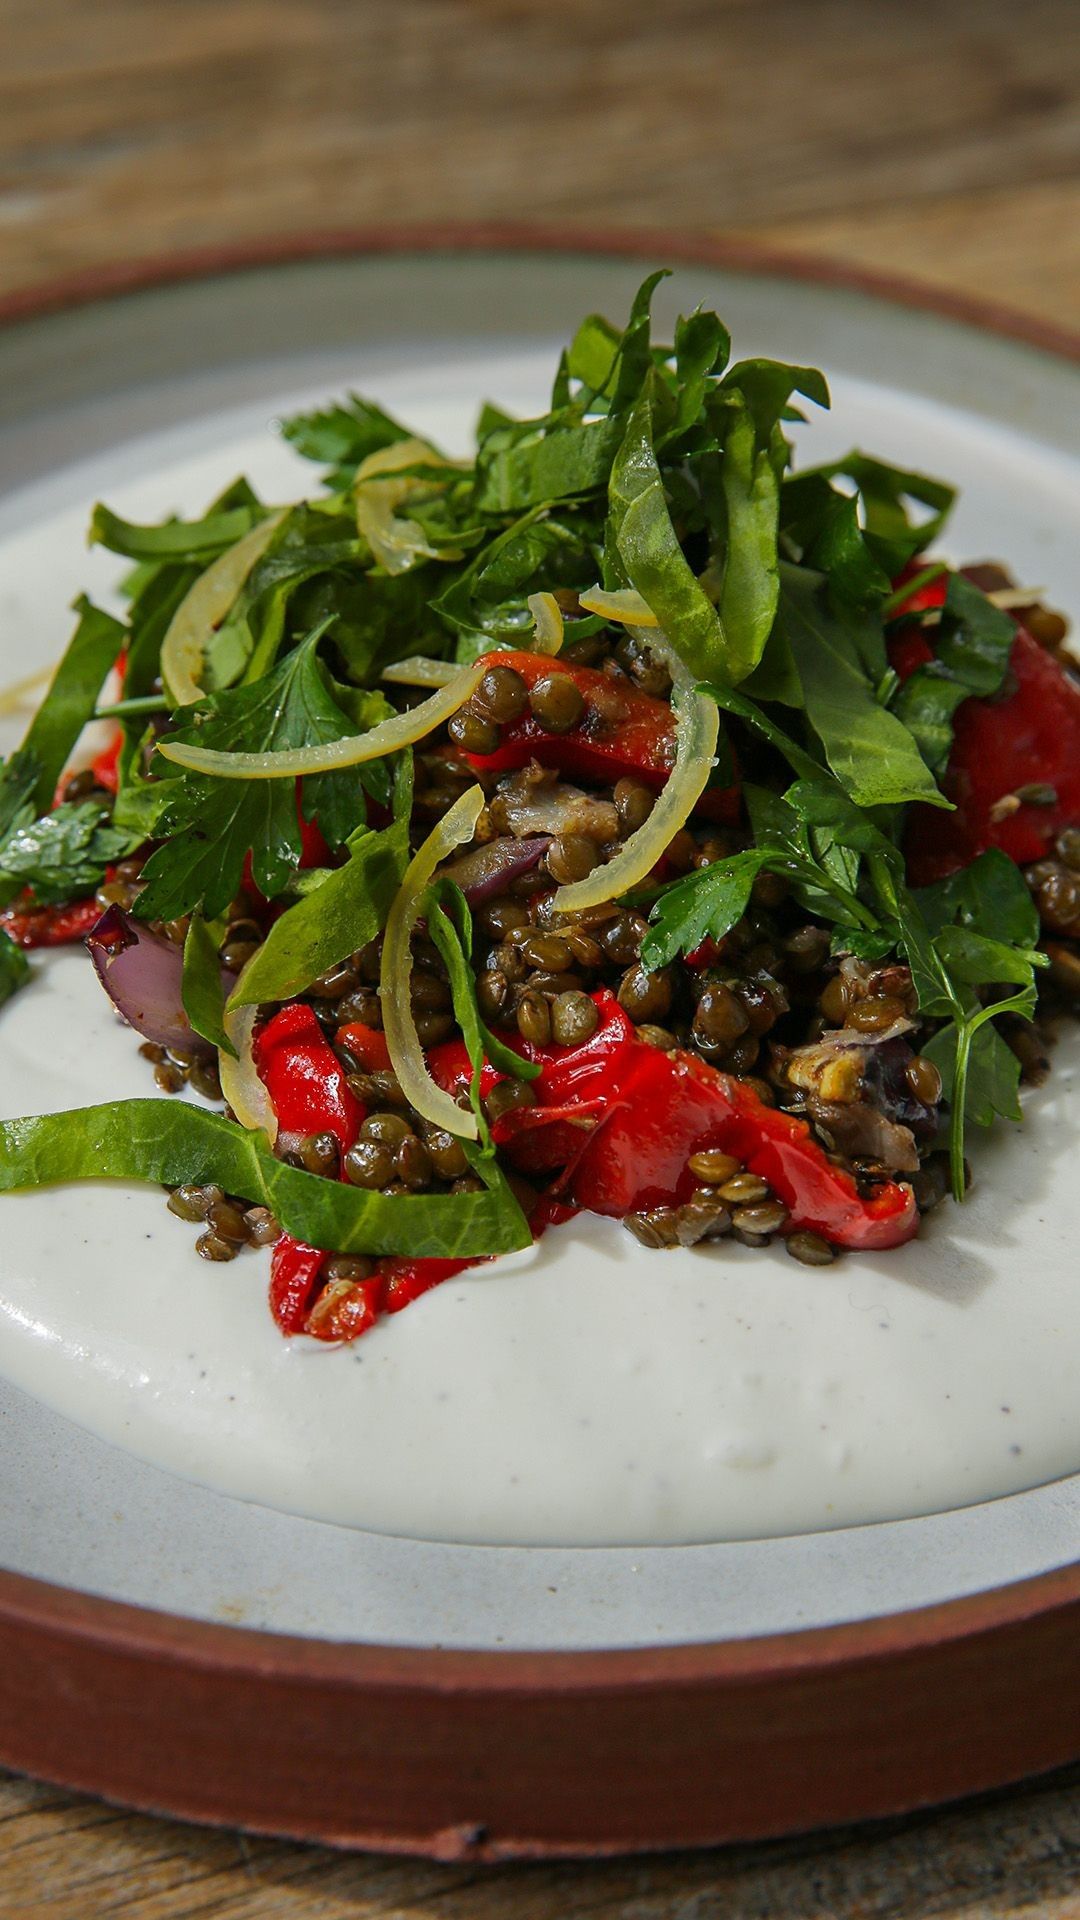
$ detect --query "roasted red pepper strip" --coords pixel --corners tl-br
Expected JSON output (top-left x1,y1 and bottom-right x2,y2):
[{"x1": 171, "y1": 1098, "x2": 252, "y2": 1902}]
[
  {"x1": 433, "y1": 992, "x2": 916, "y2": 1249},
  {"x1": 335, "y1": 1020, "x2": 392, "y2": 1072},
  {"x1": 383, "y1": 1255, "x2": 476, "y2": 1314},
  {"x1": 568, "y1": 1029, "x2": 916, "y2": 1249},
  {"x1": 254, "y1": 1002, "x2": 363, "y2": 1151},
  {"x1": 461, "y1": 647, "x2": 741, "y2": 820},
  {"x1": 268, "y1": 1237, "x2": 327, "y2": 1335},
  {"x1": 256, "y1": 1006, "x2": 484, "y2": 1341},
  {"x1": 1, "y1": 895, "x2": 105, "y2": 948},
  {"x1": 381, "y1": 1199, "x2": 576, "y2": 1315},
  {"x1": 890, "y1": 570, "x2": 1080, "y2": 883},
  {"x1": 255, "y1": 1004, "x2": 366, "y2": 1340}
]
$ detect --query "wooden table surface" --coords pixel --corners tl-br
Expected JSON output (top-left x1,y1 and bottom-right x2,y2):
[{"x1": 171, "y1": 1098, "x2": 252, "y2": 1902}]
[{"x1": 2, "y1": 1, "x2": 1080, "y2": 1914}]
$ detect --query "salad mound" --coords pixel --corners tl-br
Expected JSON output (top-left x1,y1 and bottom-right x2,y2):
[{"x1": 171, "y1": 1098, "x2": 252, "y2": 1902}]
[{"x1": 0, "y1": 271, "x2": 1076, "y2": 1345}]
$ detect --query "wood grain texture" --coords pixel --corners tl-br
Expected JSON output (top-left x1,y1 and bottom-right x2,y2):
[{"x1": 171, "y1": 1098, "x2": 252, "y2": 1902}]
[
  {"x1": 0, "y1": 0, "x2": 1079, "y2": 323},
  {"x1": 2, "y1": 0, "x2": 1080, "y2": 1911},
  {"x1": 5, "y1": 1762, "x2": 1080, "y2": 1920}
]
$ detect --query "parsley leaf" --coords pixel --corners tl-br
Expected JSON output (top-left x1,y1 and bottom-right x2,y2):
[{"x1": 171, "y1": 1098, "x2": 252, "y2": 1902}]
[
  {"x1": 279, "y1": 392, "x2": 409, "y2": 485},
  {"x1": 0, "y1": 801, "x2": 138, "y2": 907},
  {"x1": 641, "y1": 847, "x2": 783, "y2": 970},
  {"x1": 775, "y1": 563, "x2": 947, "y2": 808},
  {"x1": 135, "y1": 626, "x2": 373, "y2": 922}
]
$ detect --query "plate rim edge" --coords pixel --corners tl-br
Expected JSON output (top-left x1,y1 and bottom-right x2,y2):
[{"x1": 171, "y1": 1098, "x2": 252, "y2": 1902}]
[{"x1": 1, "y1": 221, "x2": 1079, "y2": 1850}]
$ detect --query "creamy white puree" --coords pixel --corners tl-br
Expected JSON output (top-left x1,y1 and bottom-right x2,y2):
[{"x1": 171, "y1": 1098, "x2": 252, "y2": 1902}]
[
  {"x1": 0, "y1": 940, "x2": 1077, "y2": 1547},
  {"x1": 1, "y1": 353, "x2": 1079, "y2": 1548}
]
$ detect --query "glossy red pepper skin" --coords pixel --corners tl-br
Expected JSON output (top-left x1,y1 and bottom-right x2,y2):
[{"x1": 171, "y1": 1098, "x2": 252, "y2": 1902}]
[
  {"x1": 254, "y1": 1002, "x2": 363, "y2": 1151},
  {"x1": 434, "y1": 992, "x2": 916, "y2": 1250},
  {"x1": 383, "y1": 1255, "x2": 475, "y2": 1313},
  {"x1": 335, "y1": 1020, "x2": 392, "y2": 1072},
  {"x1": 2, "y1": 895, "x2": 104, "y2": 948},
  {"x1": 255, "y1": 1004, "x2": 367, "y2": 1340},
  {"x1": 268, "y1": 1237, "x2": 327, "y2": 1335},
  {"x1": 568, "y1": 1032, "x2": 916, "y2": 1249},
  {"x1": 890, "y1": 570, "x2": 1080, "y2": 884},
  {"x1": 461, "y1": 648, "x2": 741, "y2": 820}
]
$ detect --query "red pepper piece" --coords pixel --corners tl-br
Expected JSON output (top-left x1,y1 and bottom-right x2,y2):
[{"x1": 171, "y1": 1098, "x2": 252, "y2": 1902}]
[
  {"x1": 382, "y1": 1197, "x2": 576, "y2": 1316},
  {"x1": 383, "y1": 1255, "x2": 478, "y2": 1314},
  {"x1": 270, "y1": 1231, "x2": 389, "y2": 1343},
  {"x1": 427, "y1": 1038, "x2": 518, "y2": 1102},
  {"x1": 255, "y1": 1003, "x2": 373, "y2": 1341},
  {"x1": 523, "y1": 989, "x2": 638, "y2": 1099},
  {"x1": 463, "y1": 650, "x2": 674, "y2": 785},
  {"x1": 460, "y1": 648, "x2": 741, "y2": 820},
  {"x1": 335, "y1": 1020, "x2": 391, "y2": 1072},
  {"x1": 491, "y1": 1098, "x2": 609, "y2": 1178},
  {"x1": 684, "y1": 937, "x2": 722, "y2": 969},
  {"x1": 427, "y1": 992, "x2": 635, "y2": 1176},
  {"x1": 905, "y1": 627, "x2": 1080, "y2": 883},
  {"x1": 308, "y1": 1271, "x2": 387, "y2": 1342},
  {"x1": 269, "y1": 1235, "x2": 326, "y2": 1334},
  {"x1": 889, "y1": 567, "x2": 1080, "y2": 883},
  {"x1": 1, "y1": 895, "x2": 104, "y2": 948},
  {"x1": 568, "y1": 1038, "x2": 916, "y2": 1250},
  {"x1": 254, "y1": 1002, "x2": 363, "y2": 1152},
  {"x1": 436, "y1": 991, "x2": 914, "y2": 1249}
]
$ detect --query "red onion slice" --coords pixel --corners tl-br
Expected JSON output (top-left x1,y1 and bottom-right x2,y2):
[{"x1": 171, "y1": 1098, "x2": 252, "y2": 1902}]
[
  {"x1": 438, "y1": 834, "x2": 550, "y2": 907},
  {"x1": 87, "y1": 906, "x2": 234, "y2": 1058}
]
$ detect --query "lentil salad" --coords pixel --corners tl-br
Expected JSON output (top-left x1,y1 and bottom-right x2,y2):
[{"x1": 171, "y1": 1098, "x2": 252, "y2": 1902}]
[{"x1": 0, "y1": 272, "x2": 1075, "y2": 1345}]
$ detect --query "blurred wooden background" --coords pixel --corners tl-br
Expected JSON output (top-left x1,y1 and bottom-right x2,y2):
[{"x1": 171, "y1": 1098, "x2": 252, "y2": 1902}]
[
  {"x1": 2, "y1": 1, "x2": 1080, "y2": 1915},
  {"x1": 1, "y1": 0, "x2": 1079, "y2": 322}
]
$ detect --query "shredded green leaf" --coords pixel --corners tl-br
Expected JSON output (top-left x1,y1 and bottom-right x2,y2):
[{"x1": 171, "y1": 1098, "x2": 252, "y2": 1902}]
[{"x1": 0, "y1": 1101, "x2": 531, "y2": 1258}]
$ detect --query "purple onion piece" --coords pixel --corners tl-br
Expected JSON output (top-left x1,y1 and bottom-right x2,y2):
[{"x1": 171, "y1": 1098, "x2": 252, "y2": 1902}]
[
  {"x1": 87, "y1": 906, "x2": 234, "y2": 1059},
  {"x1": 438, "y1": 835, "x2": 551, "y2": 907},
  {"x1": 863, "y1": 1036, "x2": 940, "y2": 1143}
]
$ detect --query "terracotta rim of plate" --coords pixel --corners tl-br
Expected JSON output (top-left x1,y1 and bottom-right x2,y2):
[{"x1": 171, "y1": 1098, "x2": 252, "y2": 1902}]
[{"x1": 1, "y1": 224, "x2": 1080, "y2": 1857}]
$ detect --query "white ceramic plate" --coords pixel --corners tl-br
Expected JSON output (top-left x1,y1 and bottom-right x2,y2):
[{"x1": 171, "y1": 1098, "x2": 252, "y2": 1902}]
[{"x1": 1, "y1": 248, "x2": 1079, "y2": 1652}]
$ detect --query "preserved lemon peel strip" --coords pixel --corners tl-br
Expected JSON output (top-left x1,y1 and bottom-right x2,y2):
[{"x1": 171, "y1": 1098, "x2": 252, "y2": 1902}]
[
  {"x1": 526, "y1": 591, "x2": 565, "y2": 654},
  {"x1": 157, "y1": 659, "x2": 486, "y2": 779},
  {"x1": 0, "y1": 664, "x2": 53, "y2": 717},
  {"x1": 577, "y1": 584, "x2": 660, "y2": 628},
  {"x1": 354, "y1": 438, "x2": 464, "y2": 575},
  {"x1": 381, "y1": 656, "x2": 458, "y2": 688},
  {"x1": 552, "y1": 626, "x2": 719, "y2": 916},
  {"x1": 161, "y1": 509, "x2": 288, "y2": 707},
  {"x1": 219, "y1": 1001, "x2": 278, "y2": 1145},
  {"x1": 380, "y1": 784, "x2": 486, "y2": 1142}
]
